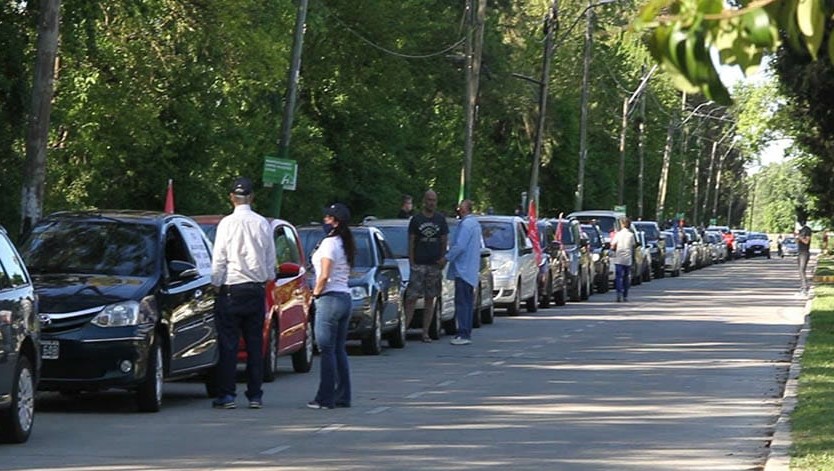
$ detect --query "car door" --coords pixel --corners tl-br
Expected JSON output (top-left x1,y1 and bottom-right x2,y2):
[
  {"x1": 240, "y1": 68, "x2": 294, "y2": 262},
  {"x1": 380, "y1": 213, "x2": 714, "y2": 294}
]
[
  {"x1": 0, "y1": 234, "x2": 38, "y2": 395},
  {"x1": 373, "y1": 232, "x2": 401, "y2": 330},
  {"x1": 159, "y1": 219, "x2": 217, "y2": 374},
  {"x1": 516, "y1": 221, "x2": 537, "y2": 300},
  {"x1": 272, "y1": 223, "x2": 308, "y2": 354}
]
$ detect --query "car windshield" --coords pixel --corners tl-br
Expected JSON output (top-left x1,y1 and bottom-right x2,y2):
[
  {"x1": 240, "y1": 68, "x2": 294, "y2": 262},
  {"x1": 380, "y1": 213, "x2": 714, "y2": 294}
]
[
  {"x1": 351, "y1": 230, "x2": 373, "y2": 268},
  {"x1": 749, "y1": 233, "x2": 768, "y2": 240},
  {"x1": 298, "y1": 228, "x2": 373, "y2": 268},
  {"x1": 592, "y1": 217, "x2": 616, "y2": 235},
  {"x1": 633, "y1": 223, "x2": 660, "y2": 241},
  {"x1": 581, "y1": 225, "x2": 602, "y2": 248},
  {"x1": 662, "y1": 233, "x2": 674, "y2": 246},
  {"x1": 198, "y1": 223, "x2": 218, "y2": 243},
  {"x1": 784, "y1": 237, "x2": 796, "y2": 244},
  {"x1": 480, "y1": 222, "x2": 514, "y2": 250},
  {"x1": 21, "y1": 220, "x2": 158, "y2": 277},
  {"x1": 373, "y1": 226, "x2": 408, "y2": 258}
]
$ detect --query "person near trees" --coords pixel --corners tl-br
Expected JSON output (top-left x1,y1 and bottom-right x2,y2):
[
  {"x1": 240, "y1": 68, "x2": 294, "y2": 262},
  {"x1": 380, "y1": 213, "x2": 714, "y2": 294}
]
[
  {"x1": 441, "y1": 200, "x2": 480, "y2": 345},
  {"x1": 777, "y1": 234, "x2": 783, "y2": 258},
  {"x1": 796, "y1": 221, "x2": 812, "y2": 297},
  {"x1": 397, "y1": 194, "x2": 414, "y2": 219},
  {"x1": 308, "y1": 203, "x2": 356, "y2": 410},
  {"x1": 210, "y1": 177, "x2": 276, "y2": 410},
  {"x1": 403, "y1": 190, "x2": 448, "y2": 343},
  {"x1": 611, "y1": 217, "x2": 636, "y2": 303}
]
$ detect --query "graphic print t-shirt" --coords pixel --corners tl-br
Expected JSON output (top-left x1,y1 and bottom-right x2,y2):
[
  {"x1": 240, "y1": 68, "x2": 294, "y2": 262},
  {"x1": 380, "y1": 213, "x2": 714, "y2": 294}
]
[{"x1": 408, "y1": 213, "x2": 449, "y2": 265}]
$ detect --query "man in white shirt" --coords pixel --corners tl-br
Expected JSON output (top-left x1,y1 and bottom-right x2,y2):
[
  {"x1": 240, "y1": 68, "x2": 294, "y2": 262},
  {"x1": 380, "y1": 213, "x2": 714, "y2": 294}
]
[
  {"x1": 210, "y1": 177, "x2": 276, "y2": 410},
  {"x1": 611, "y1": 217, "x2": 635, "y2": 303}
]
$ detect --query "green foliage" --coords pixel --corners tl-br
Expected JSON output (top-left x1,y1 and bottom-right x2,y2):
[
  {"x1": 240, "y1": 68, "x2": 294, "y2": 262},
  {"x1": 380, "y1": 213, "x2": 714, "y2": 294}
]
[{"x1": 745, "y1": 160, "x2": 806, "y2": 233}]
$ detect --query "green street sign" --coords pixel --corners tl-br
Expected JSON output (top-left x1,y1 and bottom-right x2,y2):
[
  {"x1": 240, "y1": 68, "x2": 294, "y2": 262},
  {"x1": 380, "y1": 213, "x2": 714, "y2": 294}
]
[
  {"x1": 614, "y1": 205, "x2": 627, "y2": 213},
  {"x1": 710, "y1": 218, "x2": 717, "y2": 226},
  {"x1": 263, "y1": 156, "x2": 297, "y2": 191}
]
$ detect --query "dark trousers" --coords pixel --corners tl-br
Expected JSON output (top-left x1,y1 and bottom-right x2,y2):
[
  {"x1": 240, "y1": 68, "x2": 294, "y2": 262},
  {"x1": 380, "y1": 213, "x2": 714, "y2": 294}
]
[
  {"x1": 454, "y1": 278, "x2": 474, "y2": 339},
  {"x1": 216, "y1": 283, "x2": 265, "y2": 400},
  {"x1": 615, "y1": 264, "x2": 631, "y2": 299}
]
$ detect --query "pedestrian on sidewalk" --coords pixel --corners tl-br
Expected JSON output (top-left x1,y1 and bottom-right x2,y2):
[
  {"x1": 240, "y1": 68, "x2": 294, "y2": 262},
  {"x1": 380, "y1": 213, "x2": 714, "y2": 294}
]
[
  {"x1": 308, "y1": 203, "x2": 355, "y2": 410},
  {"x1": 796, "y1": 220, "x2": 812, "y2": 297},
  {"x1": 210, "y1": 177, "x2": 276, "y2": 410},
  {"x1": 611, "y1": 217, "x2": 636, "y2": 303},
  {"x1": 404, "y1": 190, "x2": 448, "y2": 343},
  {"x1": 441, "y1": 200, "x2": 480, "y2": 345}
]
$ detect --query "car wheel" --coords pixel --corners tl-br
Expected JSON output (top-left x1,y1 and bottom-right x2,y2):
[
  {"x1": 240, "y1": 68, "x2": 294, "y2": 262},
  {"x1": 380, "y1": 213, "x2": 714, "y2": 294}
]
[
  {"x1": 263, "y1": 319, "x2": 279, "y2": 382},
  {"x1": 526, "y1": 282, "x2": 538, "y2": 312},
  {"x1": 473, "y1": 289, "x2": 482, "y2": 328},
  {"x1": 540, "y1": 274, "x2": 552, "y2": 309},
  {"x1": 507, "y1": 281, "x2": 522, "y2": 316},
  {"x1": 291, "y1": 322, "x2": 314, "y2": 373},
  {"x1": 387, "y1": 305, "x2": 407, "y2": 348},
  {"x1": 554, "y1": 278, "x2": 567, "y2": 306},
  {"x1": 429, "y1": 301, "x2": 442, "y2": 340},
  {"x1": 136, "y1": 340, "x2": 163, "y2": 412},
  {"x1": 480, "y1": 296, "x2": 495, "y2": 324},
  {"x1": 361, "y1": 302, "x2": 383, "y2": 355},
  {"x1": 0, "y1": 355, "x2": 35, "y2": 443}
]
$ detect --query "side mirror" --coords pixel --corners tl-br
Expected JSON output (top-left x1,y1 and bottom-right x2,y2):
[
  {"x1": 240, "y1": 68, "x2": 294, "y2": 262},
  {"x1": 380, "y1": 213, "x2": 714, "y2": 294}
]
[
  {"x1": 277, "y1": 262, "x2": 301, "y2": 278},
  {"x1": 169, "y1": 260, "x2": 199, "y2": 280}
]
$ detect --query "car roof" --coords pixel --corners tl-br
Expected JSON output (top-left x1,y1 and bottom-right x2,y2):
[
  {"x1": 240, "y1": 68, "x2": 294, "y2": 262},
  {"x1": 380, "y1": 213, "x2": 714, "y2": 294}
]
[
  {"x1": 191, "y1": 214, "x2": 294, "y2": 227},
  {"x1": 42, "y1": 210, "x2": 177, "y2": 226},
  {"x1": 567, "y1": 210, "x2": 626, "y2": 218},
  {"x1": 475, "y1": 215, "x2": 523, "y2": 222}
]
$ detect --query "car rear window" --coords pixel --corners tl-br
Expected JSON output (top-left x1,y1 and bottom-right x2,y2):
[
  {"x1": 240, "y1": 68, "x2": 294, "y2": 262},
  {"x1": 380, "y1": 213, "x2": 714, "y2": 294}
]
[
  {"x1": 581, "y1": 225, "x2": 602, "y2": 248},
  {"x1": 21, "y1": 220, "x2": 158, "y2": 277},
  {"x1": 633, "y1": 222, "x2": 660, "y2": 241}
]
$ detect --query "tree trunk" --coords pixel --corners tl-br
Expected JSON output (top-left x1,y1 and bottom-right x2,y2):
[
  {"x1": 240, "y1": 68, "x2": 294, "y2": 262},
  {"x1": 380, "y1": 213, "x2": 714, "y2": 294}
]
[{"x1": 20, "y1": 0, "x2": 61, "y2": 236}]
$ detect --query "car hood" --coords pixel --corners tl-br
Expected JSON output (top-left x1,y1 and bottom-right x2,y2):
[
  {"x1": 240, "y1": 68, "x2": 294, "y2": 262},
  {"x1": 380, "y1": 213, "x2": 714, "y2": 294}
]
[
  {"x1": 747, "y1": 239, "x2": 768, "y2": 247},
  {"x1": 32, "y1": 273, "x2": 155, "y2": 313},
  {"x1": 490, "y1": 251, "x2": 515, "y2": 268}
]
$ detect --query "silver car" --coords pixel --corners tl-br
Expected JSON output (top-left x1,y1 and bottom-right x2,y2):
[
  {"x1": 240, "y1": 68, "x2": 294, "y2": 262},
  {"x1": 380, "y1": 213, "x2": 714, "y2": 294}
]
[
  {"x1": 660, "y1": 231, "x2": 682, "y2": 276},
  {"x1": 476, "y1": 216, "x2": 538, "y2": 316}
]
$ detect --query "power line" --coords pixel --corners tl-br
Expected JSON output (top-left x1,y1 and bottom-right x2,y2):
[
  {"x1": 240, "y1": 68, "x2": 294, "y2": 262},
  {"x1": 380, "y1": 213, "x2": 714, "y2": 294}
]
[{"x1": 317, "y1": 1, "x2": 469, "y2": 60}]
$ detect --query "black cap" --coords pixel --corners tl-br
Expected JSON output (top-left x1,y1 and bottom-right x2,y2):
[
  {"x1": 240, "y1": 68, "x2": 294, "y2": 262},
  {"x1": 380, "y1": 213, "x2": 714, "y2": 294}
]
[
  {"x1": 230, "y1": 177, "x2": 253, "y2": 196},
  {"x1": 323, "y1": 203, "x2": 351, "y2": 223}
]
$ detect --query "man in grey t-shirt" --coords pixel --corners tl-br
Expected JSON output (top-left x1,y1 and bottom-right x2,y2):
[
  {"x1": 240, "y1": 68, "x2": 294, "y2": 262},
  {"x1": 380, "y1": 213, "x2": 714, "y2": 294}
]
[
  {"x1": 611, "y1": 217, "x2": 635, "y2": 303},
  {"x1": 797, "y1": 221, "x2": 812, "y2": 296}
]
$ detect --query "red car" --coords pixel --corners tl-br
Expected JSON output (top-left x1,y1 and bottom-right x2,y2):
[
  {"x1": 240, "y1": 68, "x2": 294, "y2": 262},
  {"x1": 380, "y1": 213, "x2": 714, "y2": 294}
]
[{"x1": 192, "y1": 215, "x2": 314, "y2": 381}]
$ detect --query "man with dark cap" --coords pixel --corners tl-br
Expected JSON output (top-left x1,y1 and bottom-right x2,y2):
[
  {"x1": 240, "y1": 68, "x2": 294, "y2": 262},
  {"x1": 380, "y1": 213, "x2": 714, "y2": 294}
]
[{"x1": 210, "y1": 177, "x2": 276, "y2": 409}]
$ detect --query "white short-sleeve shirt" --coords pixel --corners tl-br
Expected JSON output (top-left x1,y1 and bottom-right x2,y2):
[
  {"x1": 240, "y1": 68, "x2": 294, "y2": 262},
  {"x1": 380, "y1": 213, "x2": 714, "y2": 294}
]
[
  {"x1": 312, "y1": 236, "x2": 351, "y2": 294},
  {"x1": 612, "y1": 228, "x2": 635, "y2": 266}
]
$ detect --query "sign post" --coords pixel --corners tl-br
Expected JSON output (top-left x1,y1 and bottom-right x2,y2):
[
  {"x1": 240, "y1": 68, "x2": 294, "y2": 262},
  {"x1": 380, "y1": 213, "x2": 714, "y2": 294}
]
[{"x1": 263, "y1": 156, "x2": 298, "y2": 217}]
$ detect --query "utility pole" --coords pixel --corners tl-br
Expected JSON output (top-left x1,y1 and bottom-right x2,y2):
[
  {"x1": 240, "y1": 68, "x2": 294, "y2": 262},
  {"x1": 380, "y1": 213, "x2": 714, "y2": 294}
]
[
  {"x1": 617, "y1": 97, "x2": 627, "y2": 206},
  {"x1": 655, "y1": 92, "x2": 684, "y2": 222},
  {"x1": 529, "y1": 0, "x2": 558, "y2": 214},
  {"x1": 748, "y1": 175, "x2": 758, "y2": 230},
  {"x1": 21, "y1": 0, "x2": 61, "y2": 236},
  {"x1": 692, "y1": 138, "x2": 701, "y2": 225},
  {"x1": 636, "y1": 69, "x2": 646, "y2": 219},
  {"x1": 712, "y1": 147, "x2": 732, "y2": 220},
  {"x1": 701, "y1": 140, "x2": 718, "y2": 223},
  {"x1": 461, "y1": 0, "x2": 486, "y2": 202},
  {"x1": 574, "y1": 1, "x2": 593, "y2": 211},
  {"x1": 272, "y1": 0, "x2": 309, "y2": 218}
]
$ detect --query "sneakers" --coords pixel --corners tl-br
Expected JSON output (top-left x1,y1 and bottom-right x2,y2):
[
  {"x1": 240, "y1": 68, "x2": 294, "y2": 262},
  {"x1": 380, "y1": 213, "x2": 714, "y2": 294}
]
[
  {"x1": 212, "y1": 396, "x2": 236, "y2": 409},
  {"x1": 450, "y1": 336, "x2": 472, "y2": 345},
  {"x1": 248, "y1": 399, "x2": 263, "y2": 409},
  {"x1": 616, "y1": 295, "x2": 623, "y2": 303},
  {"x1": 306, "y1": 401, "x2": 334, "y2": 410}
]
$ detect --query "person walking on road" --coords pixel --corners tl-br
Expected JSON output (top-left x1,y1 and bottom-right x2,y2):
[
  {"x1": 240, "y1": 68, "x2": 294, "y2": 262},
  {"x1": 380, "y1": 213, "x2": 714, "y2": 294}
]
[
  {"x1": 796, "y1": 221, "x2": 812, "y2": 297},
  {"x1": 210, "y1": 177, "x2": 276, "y2": 409},
  {"x1": 441, "y1": 200, "x2": 480, "y2": 345},
  {"x1": 611, "y1": 217, "x2": 635, "y2": 303},
  {"x1": 404, "y1": 190, "x2": 448, "y2": 343},
  {"x1": 308, "y1": 203, "x2": 356, "y2": 410},
  {"x1": 777, "y1": 234, "x2": 783, "y2": 258}
]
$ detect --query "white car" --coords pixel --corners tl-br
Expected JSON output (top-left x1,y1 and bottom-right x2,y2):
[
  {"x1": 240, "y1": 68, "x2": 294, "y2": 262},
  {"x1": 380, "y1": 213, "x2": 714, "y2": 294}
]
[
  {"x1": 476, "y1": 216, "x2": 538, "y2": 316},
  {"x1": 660, "y1": 231, "x2": 682, "y2": 276}
]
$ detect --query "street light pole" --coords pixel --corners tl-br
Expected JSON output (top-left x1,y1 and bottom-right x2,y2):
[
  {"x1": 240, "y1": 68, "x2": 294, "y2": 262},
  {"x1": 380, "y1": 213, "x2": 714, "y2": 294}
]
[
  {"x1": 574, "y1": 1, "x2": 593, "y2": 211},
  {"x1": 529, "y1": 0, "x2": 558, "y2": 214}
]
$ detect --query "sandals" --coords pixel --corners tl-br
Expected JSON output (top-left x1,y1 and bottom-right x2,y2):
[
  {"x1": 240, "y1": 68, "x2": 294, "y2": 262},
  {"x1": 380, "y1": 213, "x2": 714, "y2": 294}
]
[{"x1": 421, "y1": 335, "x2": 432, "y2": 343}]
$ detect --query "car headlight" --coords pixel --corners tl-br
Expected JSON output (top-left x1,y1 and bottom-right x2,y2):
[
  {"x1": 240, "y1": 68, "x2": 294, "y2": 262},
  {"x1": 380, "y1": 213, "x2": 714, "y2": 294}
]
[
  {"x1": 91, "y1": 301, "x2": 142, "y2": 327},
  {"x1": 350, "y1": 286, "x2": 369, "y2": 301},
  {"x1": 492, "y1": 260, "x2": 515, "y2": 276}
]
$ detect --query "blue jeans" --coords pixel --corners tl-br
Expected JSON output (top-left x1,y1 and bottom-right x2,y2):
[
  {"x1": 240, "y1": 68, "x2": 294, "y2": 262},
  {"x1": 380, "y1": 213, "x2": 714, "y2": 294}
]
[
  {"x1": 454, "y1": 279, "x2": 474, "y2": 339},
  {"x1": 615, "y1": 264, "x2": 631, "y2": 299},
  {"x1": 216, "y1": 283, "x2": 265, "y2": 401},
  {"x1": 314, "y1": 292, "x2": 352, "y2": 408}
]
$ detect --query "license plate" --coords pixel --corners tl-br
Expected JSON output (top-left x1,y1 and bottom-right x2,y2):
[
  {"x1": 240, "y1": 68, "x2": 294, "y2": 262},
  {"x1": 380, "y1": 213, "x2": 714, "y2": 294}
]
[{"x1": 42, "y1": 340, "x2": 59, "y2": 360}]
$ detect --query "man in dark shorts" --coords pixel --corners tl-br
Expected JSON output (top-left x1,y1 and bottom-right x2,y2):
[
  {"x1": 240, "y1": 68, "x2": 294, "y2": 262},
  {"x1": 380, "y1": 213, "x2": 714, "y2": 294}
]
[{"x1": 404, "y1": 190, "x2": 448, "y2": 342}]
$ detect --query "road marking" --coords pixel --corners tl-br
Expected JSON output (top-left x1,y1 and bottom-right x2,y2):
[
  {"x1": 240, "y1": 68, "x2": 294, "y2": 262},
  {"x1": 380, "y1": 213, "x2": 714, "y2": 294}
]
[
  {"x1": 466, "y1": 370, "x2": 483, "y2": 377},
  {"x1": 316, "y1": 424, "x2": 344, "y2": 434},
  {"x1": 575, "y1": 329, "x2": 584, "y2": 332},
  {"x1": 406, "y1": 391, "x2": 427, "y2": 399},
  {"x1": 437, "y1": 380, "x2": 456, "y2": 387},
  {"x1": 260, "y1": 445, "x2": 291, "y2": 455},
  {"x1": 367, "y1": 406, "x2": 390, "y2": 415},
  {"x1": 512, "y1": 352, "x2": 524, "y2": 358},
  {"x1": 531, "y1": 345, "x2": 543, "y2": 349},
  {"x1": 561, "y1": 334, "x2": 571, "y2": 338},
  {"x1": 586, "y1": 324, "x2": 595, "y2": 328},
  {"x1": 491, "y1": 360, "x2": 506, "y2": 366}
]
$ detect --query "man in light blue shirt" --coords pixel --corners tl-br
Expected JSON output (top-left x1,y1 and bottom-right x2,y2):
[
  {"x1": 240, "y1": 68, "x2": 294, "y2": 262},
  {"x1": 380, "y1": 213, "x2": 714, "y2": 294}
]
[{"x1": 442, "y1": 199, "x2": 480, "y2": 345}]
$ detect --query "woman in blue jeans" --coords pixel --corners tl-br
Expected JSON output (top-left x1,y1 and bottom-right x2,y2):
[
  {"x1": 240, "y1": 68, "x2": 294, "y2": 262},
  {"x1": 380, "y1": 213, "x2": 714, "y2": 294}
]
[{"x1": 309, "y1": 203, "x2": 355, "y2": 409}]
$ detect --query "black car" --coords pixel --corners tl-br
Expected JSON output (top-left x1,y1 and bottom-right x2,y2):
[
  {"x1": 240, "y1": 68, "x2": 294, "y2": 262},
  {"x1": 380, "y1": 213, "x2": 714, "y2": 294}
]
[
  {"x1": 549, "y1": 219, "x2": 594, "y2": 302},
  {"x1": 0, "y1": 226, "x2": 39, "y2": 443},
  {"x1": 632, "y1": 220, "x2": 666, "y2": 279},
  {"x1": 297, "y1": 226, "x2": 406, "y2": 355},
  {"x1": 580, "y1": 223, "x2": 611, "y2": 293},
  {"x1": 20, "y1": 211, "x2": 218, "y2": 412},
  {"x1": 536, "y1": 220, "x2": 567, "y2": 307}
]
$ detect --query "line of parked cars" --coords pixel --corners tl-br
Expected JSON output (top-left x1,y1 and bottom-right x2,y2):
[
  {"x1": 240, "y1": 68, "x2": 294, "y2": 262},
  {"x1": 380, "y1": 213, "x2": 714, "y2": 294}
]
[{"x1": 0, "y1": 206, "x2": 768, "y2": 443}]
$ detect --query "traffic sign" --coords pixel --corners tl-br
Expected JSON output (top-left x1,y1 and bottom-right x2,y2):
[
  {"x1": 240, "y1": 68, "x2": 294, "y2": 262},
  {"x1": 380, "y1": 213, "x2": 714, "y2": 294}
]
[
  {"x1": 263, "y1": 156, "x2": 297, "y2": 191},
  {"x1": 614, "y1": 205, "x2": 627, "y2": 213}
]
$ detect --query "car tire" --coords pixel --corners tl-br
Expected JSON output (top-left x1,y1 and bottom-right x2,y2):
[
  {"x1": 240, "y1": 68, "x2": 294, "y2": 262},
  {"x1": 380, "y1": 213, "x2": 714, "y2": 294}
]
[
  {"x1": 0, "y1": 355, "x2": 35, "y2": 443},
  {"x1": 136, "y1": 339, "x2": 163, "y2": 412},
  {"x1": 507, "y1": 281, "x2": 522, "y2": 316},
  {"x1": 526, "y1": 282, "x2": 538, "y2": 312},
  {"x1": 361, "y1": 302, "x2": 383, "y2": 355},
  {"x1": 540, "y1": 274, "x2": 552, "y2": 309},
  {"x1": 291, "y1": 323, "x2": 314, "y2": 373},
  {"x1": 263, "y1": 319, "x2": 279, "y2": 382},
  {"x1": 473, "y1": 290, "x2": 482, "y2": 328},
  {"x1": 554, "y1": 279, "x2": 567, "y2": 306},
  {"x1": 388, "y1": 306, "x2": 407, "y2": 348},
  {"x1": 429, "y1": 301, "x2": 442, "y2": 340},
  {"x1": 480, "y1": 298, "x2": 495, "y2": 324}
]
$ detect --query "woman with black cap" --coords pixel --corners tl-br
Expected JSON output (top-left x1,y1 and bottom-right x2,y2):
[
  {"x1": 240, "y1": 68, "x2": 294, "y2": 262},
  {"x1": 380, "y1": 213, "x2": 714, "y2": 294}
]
[{"x1": 308, "y1": 203, "x2": 356, "y2": 409}]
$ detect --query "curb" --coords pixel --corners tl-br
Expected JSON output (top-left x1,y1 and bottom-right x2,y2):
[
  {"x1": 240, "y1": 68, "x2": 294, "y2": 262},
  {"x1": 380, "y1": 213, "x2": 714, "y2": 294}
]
[{"x1": 763, "y1": 298, "x2": 812, "y2": 471}]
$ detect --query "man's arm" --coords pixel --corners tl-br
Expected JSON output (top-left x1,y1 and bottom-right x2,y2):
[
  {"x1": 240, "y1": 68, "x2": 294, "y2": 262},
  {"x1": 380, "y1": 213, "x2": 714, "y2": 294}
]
[{"x1": 211, "y1": 219, "x2": 229, "y2": 287}]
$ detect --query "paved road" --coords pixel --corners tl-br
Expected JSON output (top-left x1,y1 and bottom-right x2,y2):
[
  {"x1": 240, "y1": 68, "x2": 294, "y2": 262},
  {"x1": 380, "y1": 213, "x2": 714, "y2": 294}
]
[{"x1": 0, "y1": 256, "x2": 807, "y2": 470}]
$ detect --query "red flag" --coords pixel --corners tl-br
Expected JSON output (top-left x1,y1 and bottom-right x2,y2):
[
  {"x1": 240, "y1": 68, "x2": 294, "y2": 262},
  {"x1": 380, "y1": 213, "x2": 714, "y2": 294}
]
[
  {"x1": 555, "y1": 212, "x2": 564, "y2": 243},
  {"x1": 528, "y1": 200, "x2": 542, "y2": 265},
  {"x1": 164, "y1": 179, "x2": 175, "y2": 214}
]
